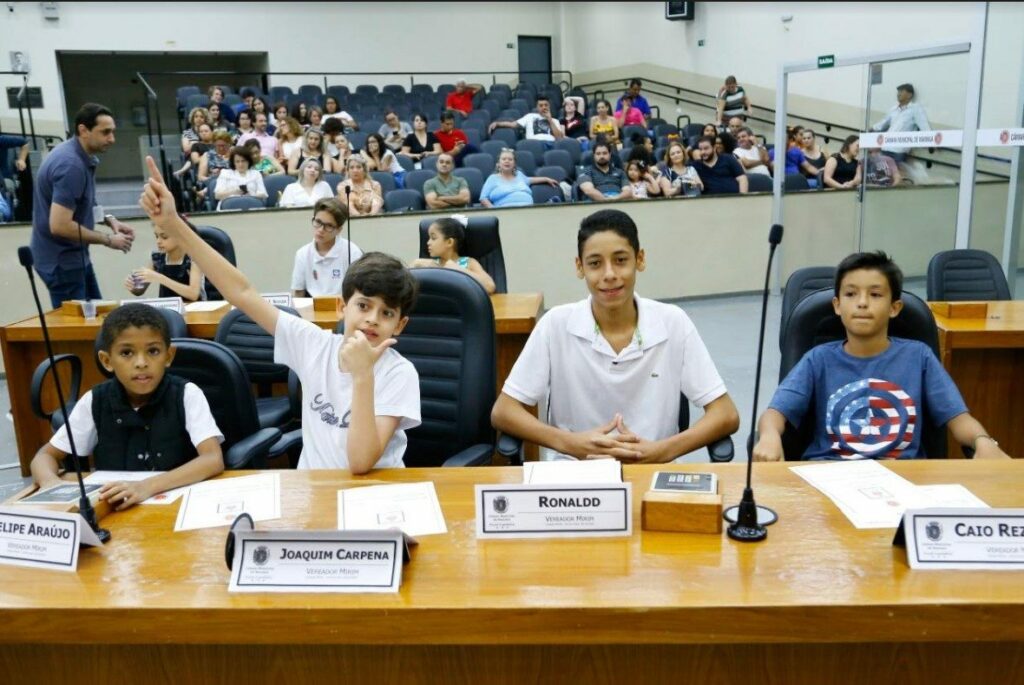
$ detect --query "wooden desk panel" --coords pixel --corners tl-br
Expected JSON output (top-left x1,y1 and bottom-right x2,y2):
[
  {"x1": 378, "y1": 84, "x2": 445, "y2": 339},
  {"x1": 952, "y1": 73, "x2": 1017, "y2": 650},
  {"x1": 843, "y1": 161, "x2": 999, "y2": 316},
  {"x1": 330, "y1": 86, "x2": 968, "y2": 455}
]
[
  {"x1": 1, "y1": 294, "x2": 543, "y2": 474},
  {"x1": 1, "y1": 462, "x2": 1023, "y2": 683},
  {"x1": 932, "y1": 301, "x2": 1024, "y2": 459}
]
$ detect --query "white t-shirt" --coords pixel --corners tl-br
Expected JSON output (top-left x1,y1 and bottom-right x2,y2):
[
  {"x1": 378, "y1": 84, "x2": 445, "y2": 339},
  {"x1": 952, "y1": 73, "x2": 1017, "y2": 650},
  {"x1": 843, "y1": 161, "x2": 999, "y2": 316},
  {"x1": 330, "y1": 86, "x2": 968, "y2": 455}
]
[
  {"x1": 502, "y1": 296, "x2": 727, "y2": 461},
  {"x1": 733, "y1": 146, "x2": 771, "y2": 176},
  {"x1": 281, "y1": 138, "x2": 302, "y2": 161},
  {"x1": 50, "y1": 382, "x2": 225, "y2": 456},
  {"x1": 291, "y1": 238, "x2": 363, "y2": 297},
  {"x1": 273, "y1": 313, "x2": 421, "y2": 469},
  {"x1": 516, "y1": 112, "x2": 562, "y2": 142},
  {"x1": 278, "y1": 180, "x2": 334, "y2": 208}
]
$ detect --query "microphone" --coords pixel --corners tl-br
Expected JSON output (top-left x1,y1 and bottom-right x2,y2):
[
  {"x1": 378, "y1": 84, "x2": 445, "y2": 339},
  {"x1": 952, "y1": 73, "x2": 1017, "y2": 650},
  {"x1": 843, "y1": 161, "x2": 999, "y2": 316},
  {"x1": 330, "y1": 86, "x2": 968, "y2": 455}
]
[
  {"x1": 18, "y1": 247, "x2": 111, "y2": 544},
  {"x1": 723, "y1": 224, "x2": 782, "y2": 542},
  {"x1": 344, "y1": 185, "x2": 353, "y2": 269}
]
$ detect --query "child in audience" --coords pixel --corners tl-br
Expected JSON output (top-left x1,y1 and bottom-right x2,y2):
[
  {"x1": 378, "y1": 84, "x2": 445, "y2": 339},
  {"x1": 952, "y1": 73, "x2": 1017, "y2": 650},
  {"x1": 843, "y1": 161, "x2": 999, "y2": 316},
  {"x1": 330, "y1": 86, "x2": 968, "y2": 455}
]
[
  {"x1": 30, "y1": 303, "x2": 225, "y2": 507},
  {"x1": 491, "y1": 209, "x2": 739, "y2": 461},
  {"x1": 753, "y1": 251, "x2": 1010, "y2": 461},
  {"x1": 140, "y1": 157, "x2": 421, "y2": 472},
  {"x1": 291, "y1": 198, "x2": 363, "y2": 297},
  {"x1": 625, "y1": 160, "x2": 660, "y2": 199},
  {"x1": 409, "y1": 216, "x2": 496, "y2": 294},
  {"x1": 124, "y1": 218, "x2": 206, "y2": 302}
]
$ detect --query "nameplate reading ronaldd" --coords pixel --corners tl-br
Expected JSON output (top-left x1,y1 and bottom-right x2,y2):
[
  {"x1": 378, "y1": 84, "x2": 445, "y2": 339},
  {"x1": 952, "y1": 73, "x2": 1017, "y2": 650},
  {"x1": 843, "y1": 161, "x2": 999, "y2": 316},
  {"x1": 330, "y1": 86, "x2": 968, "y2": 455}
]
[
  {"x1": 229, "y1": 530, "x2": 404, "y2": 593},
  {"x1": 904, "y1": 508, "x2": 1024, "y2": 570},
  {"x1": 475, "y1": 483, "x2": 632, "y2": 539}
]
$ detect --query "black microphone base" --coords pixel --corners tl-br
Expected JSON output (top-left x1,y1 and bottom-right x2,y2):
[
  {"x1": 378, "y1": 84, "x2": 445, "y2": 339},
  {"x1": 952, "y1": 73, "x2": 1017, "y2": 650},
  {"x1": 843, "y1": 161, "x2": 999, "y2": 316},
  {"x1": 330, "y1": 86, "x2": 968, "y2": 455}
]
[
  {"x1": 727, "y1": 520, "x2": 768, "y2": 542},
  {"x1": 89, "y1": 527, "x2": 112, "y2": 545},
  {"x1": 725, "y1": 488, "x2": 770, "y2": 543},
  {"x1": 723, "y1": 504, "x2": 779, "y2": 527}
]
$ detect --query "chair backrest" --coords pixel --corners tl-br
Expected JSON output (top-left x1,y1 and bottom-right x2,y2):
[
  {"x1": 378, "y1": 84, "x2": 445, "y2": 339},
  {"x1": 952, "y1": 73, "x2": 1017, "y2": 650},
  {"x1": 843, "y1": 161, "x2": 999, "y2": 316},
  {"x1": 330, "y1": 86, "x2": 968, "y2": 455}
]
[
  {"x1": 404, "y1": 169, "x2": 436, "y2": 197},
  {"x1": 323, "y1": 173, "x2": 343, "y2": 192},
  {"x1": 779, "y1": 266, "x2": 836, "y2": 349},
  {"x1": 214, "y1": 305, "x2": 299, "y2": 392},
  {"x1": 262, "y1": 174, "x2": 293, "y2": 208},
  {"x1": 420, "y1": 155, "x2": 438, "y2": 172},
  {"x1": 515, "y1": 139, "x2": 547, "y2": 161},
  {"x1": 514, "y1": 150, "x2": 537, "y2": 175},
  {"x1": 452, "y1": 167, "x2": 484, "y2": 205},
  {"x1": 355, "y1": 84, "x2": 380, "y2": 97},
  {"x1": 654, "y1": 123, "x2": 680, "y2": 138},
  {"x1": 926, "y1": 249, "x2": 1011, "y2": 301},
  {"x1": 531, "y1": 184, "x2": 562, "y2": 205},
  {"x1": 553, "y1": 137, "x2": 582, "y2": 164},
  {"x1": 411, "y1": 84, "x2": 434, "y2": 97},
  {"x1": 508, "y1": 98, "x2": 530, "y2": 116},
  {"x1": 347, "y1": 131, "x2": 368, "y2": 151},
  {"x1": 326, "y1": 84, "x2": 351, "y2": 99},
  {"x1": 167, "y1": 338, "x2": 265, "y2": 467},
  {"x1": 394, "y1": 268, "x2": 496, "y2": 467},
  {"x1": 219, "y1": 195, "x2": 266, "y2": 211},
  {"x1": 543, "y1": 149, "x2": 574, "y2": 180},
  {"x1": 779, "y1": 288, "x2": 946, "y2": 460},
  {"x1": 268, "y1": 86, "x2": 294, "y2": 102},
  {"x1": 535, "y1": 165, "x2": 567, "y2": 183},
  {"x1": 370, "y1": 171, "x2": 397, "y2": 194},
  {"x1": 194, "y1": 225, "x2": 236, "y2": 301},
  {"x1": 489, "y1": 127, "x2": 519, "y2": 146},
  {"x1": 384, "y1": 189, "x2": 424, "y2": 213},
  {"x1": 382, "y1": 84, "x2": 406, "y2": 97},
  {"x1": 784, "y1": 173, "x2": 810, "y2": 191},
  {"x1": 395, "y1": 154, "x2": 415, "y2": 172},
  {"x1": 480, "y1": 140, "x2": 508, "y2": 161},
  {"x1": 622, "y1": 125, "x2": 648, "y2": 143},
  {"x1": 745, "y1": 172, "x2": 774, "y2": 193},
  {"x1": 418, "y1": 215, "x2": 507, "y2": 293},
  {"x1": 463, "y1": 152, "x2": 496, "y2": 179}
]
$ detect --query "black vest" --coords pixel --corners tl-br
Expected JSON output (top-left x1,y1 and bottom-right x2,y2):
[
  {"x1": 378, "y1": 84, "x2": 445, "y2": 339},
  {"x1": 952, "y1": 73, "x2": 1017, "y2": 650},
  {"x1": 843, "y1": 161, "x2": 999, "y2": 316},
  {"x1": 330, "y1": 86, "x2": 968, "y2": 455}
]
[{"x1": 91, "y1": 374, "x2": 197, "y2": 471}]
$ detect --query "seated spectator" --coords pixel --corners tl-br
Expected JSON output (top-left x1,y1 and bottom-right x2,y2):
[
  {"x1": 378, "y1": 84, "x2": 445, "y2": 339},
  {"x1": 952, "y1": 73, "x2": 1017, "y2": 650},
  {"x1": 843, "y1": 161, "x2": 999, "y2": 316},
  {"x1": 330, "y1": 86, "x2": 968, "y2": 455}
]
[
  {"x1": 625, "y1": 160, "x2": 661, "y2": 199},
  {"x1": 823, "y1": 135, "x2": 862, "y2": 189},
  {"x1": 560, "y1": 96, "x2": 589, "y2": 146},
  {"x1": 237, "y1": 112, "x2": 279, "y2": 162},
  {"x1": 800, "y1": 128, "x2": 828, "y2": 176},
  {"x1": 243, "y1": 138, "x2": 284, "y2": 176},
  {"x1": 716, "y1": 75, "x2": 752, "y2": 126},
  {"x1": 578, "y1": 142, "x2": 633, "y2": 203},
  {"x1": 0, "y1": 133, "x2": 29, "y2": 187},
  {"x1": 214, "y1": 145, "x2": 268, "y2": 209},
  {"x1": 727, "y1": 115, "x2": 745, "y2": 139},
  {"x1": 379, "y1": 110, "x2": 413, "y2": 152},
  {"x1": 490, "y1": 96, "x2": 564, "y2": 146},
  {"x1": 173, "y1": 122, "x2": 214, "y2": 178},
  {"x1": 251, "y1": 97, "x2": 271, "y2": 130},
  {"x1": 362, "y1": 132, "x2": 406, "y2": 187},
  {"x1": 181, "y1": 106, "x2": 210, "y2": 156},
  {"x1": 589, "y1": 99, "x2": 620, "y2": 147},
  {"x1": 208, "y1": 86, "x2": 235, "y2": 123},
  {"x1": 423, "y1": 153, "x2": 470, "y2": 210},
  {"x1": 615, "y1": 79, "x2": 652, "y2": 119},
  {"x1": 196, "y1": 131, "x2": 234, "y2": 205},
  {"x1": 445, "y1": 79, "x2": 484, "y2": 115},
  {"x1": 208, "y1": 102, "x2": 235, "y2": 135},
  {"x1": 434, "y1": 112, "x2": 474, "y2": 165},
  {"x1": 693, "y1": 135, "x2": 747, "y2": 195},
  {"x1": 657, "y1": 141, "x2": 702, "y2": 197},
  {"x1": 480, "y1": 148, "x2": 560, "y2": 208},
  {"x1": 768, "y1": 126, "x2": 819, "y2": 183},
  {"x1": 401, "y1": 113, "x2": 442, "y2": 164},
  {"x1": 291, "y1": 198, "x2": 361, "y2": 298},
  {"x1": 308, "y1": 106, "x2": 324, "y2": 130},
  {"x1": 326, "y1": 128, "x2": 353, "y2": 175},
  {"x1": 337, "y1": 154, "x2": 384, "y2": 216},
  {"x1": 733, "y1": 127, "x2": 771, "y2": 177},
  {"x1": 625, "y1": 133, "x2": 656, "y2": 166},
  {"x1": 275, "y1": 116, "x2": 303, "y2": 166},
  {"x1": 270, "y1": 102, "x2": 289, "y2": 128},
  {"x1": 287, "y1": 127, "x2": 329, "y2": 177},
  {"x1": 614, "y1": 94, "x2": 646, "y2": 129},
  {"x1": 690, "y1": 123, "x2": 719, "y2": 161},
  {"x1": 322, "y1": 96, "x2": 358, "y2": 132},
  {"x1": 865, "y1": 148, "x2": 902, "y2": 187},
  {"x1": 279, "y1": 159, "x2": 334, "y2": 208},
  {"x1": 231, "y1": 109, "x2": 254, "y2": 143},
  {"x1": 290, "y1": 101, "x2": 310, "y2": 128},
  {"x1": 715, "y1": 132, "x2": 736, "y2": 156}
]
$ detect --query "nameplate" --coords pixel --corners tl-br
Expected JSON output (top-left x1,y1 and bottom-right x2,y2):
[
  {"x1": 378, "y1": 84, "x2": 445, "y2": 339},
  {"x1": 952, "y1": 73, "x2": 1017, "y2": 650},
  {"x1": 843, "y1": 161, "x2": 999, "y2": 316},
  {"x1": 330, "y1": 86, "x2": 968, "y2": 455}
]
[
  {"x1": 475, "y1": 483, "x2": 632, "y2": 539},
  {"x1": 0, "y1": 506, "x2": 103, "y2": 573},
  {"x1": 976, "y1": 128, "x2": 1024, "y2": 147},
  {"x1": 121, "y1": 296, "x2": 184, "y2": 314},
  {"x1": 859, "y1": 129, "x2": 963, "y2": 149},
  {"x1": 904, "y1": 508, "x2": 1024, "y2": 570},
  {"x1": 228, "y1": 530, "x2": 407, "y2": 593},
  {"x1": 261, "y1": 292, "x2": 293, "y2": 307}
]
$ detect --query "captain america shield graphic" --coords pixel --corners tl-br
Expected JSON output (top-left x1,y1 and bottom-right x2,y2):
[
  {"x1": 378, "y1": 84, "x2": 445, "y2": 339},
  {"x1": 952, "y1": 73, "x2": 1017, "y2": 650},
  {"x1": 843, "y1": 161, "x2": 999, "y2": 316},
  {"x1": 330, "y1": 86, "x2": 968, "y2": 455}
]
[{"x1": 825, "y1": 378, "x2": 916, "y2": 459}]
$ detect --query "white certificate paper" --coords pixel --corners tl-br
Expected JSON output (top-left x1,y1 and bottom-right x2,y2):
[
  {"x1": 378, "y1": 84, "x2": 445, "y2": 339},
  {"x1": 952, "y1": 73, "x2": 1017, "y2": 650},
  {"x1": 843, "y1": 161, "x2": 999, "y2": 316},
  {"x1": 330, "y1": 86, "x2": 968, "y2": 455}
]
[
  {"x1": 174, "y1": 473, "x2": 281, "y2": 531},
  {"x1": 83, "y1": 471, "x2": 186, "y2": 505},
  {"x1": 337, "y1": 482, "x2": 447, "y2": 537},
  {"x1": 523, "y1": 459, "x2": 622, "y2": 484}
]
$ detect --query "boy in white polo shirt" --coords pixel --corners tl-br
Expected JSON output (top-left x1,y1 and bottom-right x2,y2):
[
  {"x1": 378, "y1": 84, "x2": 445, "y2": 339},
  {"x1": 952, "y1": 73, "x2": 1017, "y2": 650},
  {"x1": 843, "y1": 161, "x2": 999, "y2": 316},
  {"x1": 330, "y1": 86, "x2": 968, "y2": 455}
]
[
  {"x1": 140, "y1": 157, "x2": 420, "y2": 473},
  {"x1": 491, "y1": 209, "x2": 739, "y2": 462},
  {"x1": 292, "y1": 198, "x2": 363, "y2": 297}
]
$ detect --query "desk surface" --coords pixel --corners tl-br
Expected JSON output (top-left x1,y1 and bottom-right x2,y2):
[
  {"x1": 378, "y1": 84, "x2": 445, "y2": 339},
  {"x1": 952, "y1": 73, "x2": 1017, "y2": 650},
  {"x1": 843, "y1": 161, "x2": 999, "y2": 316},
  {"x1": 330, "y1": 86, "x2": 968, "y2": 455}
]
[
  {"x1": 2, "y1": 461, "x2": 1023, "y2": 647},
  {"x1": 931, "y1": 301, "x2": 1024, "y2": 347}
]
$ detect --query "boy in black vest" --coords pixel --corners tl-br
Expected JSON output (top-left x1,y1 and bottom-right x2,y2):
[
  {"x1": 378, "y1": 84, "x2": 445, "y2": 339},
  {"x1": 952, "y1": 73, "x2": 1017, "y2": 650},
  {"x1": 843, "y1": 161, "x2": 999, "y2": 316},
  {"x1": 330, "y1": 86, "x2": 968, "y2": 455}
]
[{"x1": 31, "y1": 304, "x2": 225, "y2": 509}]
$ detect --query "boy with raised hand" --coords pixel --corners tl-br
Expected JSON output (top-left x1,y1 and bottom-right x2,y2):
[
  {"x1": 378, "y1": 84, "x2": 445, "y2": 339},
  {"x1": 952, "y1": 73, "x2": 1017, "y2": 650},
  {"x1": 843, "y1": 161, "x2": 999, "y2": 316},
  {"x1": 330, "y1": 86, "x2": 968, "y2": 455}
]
[
  {"x1": 140, "y1": 157, "x2": 420, "y2": 473},
  {"x1": 491, "y1": 209, "x2": 739, "y2": 462},
  {"x1": 754, "y1": 251, "x2": 1009, "y2": 461},
  {"x1": 31, "y1": 303, "x2": 224, "y2": 509}
]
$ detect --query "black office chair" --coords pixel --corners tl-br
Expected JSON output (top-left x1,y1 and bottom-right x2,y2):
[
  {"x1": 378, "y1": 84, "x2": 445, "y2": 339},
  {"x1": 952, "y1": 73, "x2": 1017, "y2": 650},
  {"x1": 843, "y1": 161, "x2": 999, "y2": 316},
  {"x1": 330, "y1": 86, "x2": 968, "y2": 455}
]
[
  {"x1": 417, "y1": 216, "x2": 507, "y2": 293},
  {"x1": 214, "y1": 306, "x2": 300, "y2": 431},
  {"x1": 194, "y1": 226, "x2": 236, "y2": 301},
  {"x1": 168, "y1": 339, "x2": 281, "y2": 468},
  {"x1": 926, "y1": 249, "x2": 1011, "y2": 301},
  {"x1": 779, "y1": 266, "x2": 836, "y2": 350},
  {"x1": 778, "y1": 288, "x2": 954, "y2": 460}
]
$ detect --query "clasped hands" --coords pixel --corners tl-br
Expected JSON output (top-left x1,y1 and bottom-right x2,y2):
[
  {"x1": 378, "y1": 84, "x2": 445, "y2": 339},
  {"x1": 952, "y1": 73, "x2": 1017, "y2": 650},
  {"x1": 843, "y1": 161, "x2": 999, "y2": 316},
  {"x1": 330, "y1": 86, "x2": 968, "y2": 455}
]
[{"x1": 566, "y1": 414, "x2": 667, "y2": 464}]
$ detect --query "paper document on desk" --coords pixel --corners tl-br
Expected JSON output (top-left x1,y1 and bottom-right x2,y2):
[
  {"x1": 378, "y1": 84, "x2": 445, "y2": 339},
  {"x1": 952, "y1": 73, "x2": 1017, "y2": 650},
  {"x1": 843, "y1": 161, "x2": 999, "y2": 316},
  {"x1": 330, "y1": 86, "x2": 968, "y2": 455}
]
[
  {"x1": 337, "y1": 482, "x2": 446, "y2": 536},
  {"x1": 916, "y1": 484, "x2": 988, "y2": 509},
  {"x1": 175, "y1": 473, "x2": 281, "y2": 531},
  {"x1": 293, "y1": 297, "x2": 313, "y2": 309},
  {"x1": 523, "y1": 459, "x2": 623, "y2": 484},
  {"x1": 184, "y1": 300, "x2": 229, "y2": 313},
  {"x1": 84, "y1": 470, "x2": 187, "y2": 504}
]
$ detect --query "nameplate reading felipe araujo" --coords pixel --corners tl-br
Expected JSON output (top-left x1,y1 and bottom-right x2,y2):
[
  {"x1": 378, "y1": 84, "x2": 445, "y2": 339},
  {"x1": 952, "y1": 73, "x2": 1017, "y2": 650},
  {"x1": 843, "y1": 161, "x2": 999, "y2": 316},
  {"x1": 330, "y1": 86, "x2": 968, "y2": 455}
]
[
  {"x1": 229, "y1": 530, "x2": 405, "y2": 593},
  {"x1": 475, "y1": 483, "x2": 632, "y2": 539},
  {"x1": 0, "y1": 506, "x2": 103, "y2": 572},
  {"x1": 904, "y1": 508, "x2": 1024, "y2": 570}
]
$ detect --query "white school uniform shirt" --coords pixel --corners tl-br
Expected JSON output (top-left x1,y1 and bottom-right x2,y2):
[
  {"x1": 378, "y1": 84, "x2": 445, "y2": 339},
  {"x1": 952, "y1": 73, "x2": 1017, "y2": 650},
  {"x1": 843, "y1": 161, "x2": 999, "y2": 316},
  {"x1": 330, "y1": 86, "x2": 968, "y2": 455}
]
[
  {"x1": 290, "y1": 238, "x2": 363, "y2": 297},
  {"x1": 502, "y1": 295, "x2": 727, "y2": 461},
  {"x1": 274, "y1": 313, "x2": 421, "y2": 469},
  {"x1": 50, "y1": 383, "x2": 224, "y2": 456}
]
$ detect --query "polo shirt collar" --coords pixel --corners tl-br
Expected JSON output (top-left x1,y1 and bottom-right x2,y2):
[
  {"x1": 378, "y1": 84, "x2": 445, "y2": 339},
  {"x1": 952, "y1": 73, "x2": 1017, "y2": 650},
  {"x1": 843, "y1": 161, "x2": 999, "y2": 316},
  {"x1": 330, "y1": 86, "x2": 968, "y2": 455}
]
[
  {"x1": 316, "y1": 239, "x2": 346, "y2": 263},
  {"x1": 74, "y1": 138, "x2": 99, "y2": 168},
  {"x1": 567, "y1": 294, "x2": 668, "y2": 359}
]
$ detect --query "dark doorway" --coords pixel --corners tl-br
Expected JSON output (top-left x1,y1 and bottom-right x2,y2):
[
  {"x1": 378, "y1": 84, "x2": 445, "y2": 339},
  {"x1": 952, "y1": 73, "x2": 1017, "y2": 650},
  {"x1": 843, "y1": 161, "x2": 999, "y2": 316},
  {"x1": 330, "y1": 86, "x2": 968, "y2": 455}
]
[
  {"x1": 517, "y1": 36, "x2": 552, "y2": 87},
  {"x1": 57, "y1": 51, "x2": 268, "y2": 179}
]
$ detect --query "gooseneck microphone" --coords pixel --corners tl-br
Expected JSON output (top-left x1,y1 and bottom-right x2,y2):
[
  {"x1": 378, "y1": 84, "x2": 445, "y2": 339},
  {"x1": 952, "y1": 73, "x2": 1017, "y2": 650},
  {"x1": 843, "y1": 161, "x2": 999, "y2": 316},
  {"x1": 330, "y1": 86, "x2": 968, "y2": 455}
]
[
  {"x1": 18, "y1": 246, "x2": 111, "y2": 544},
  {"x1": 723, "y1": 223, "x2": 783, "y2": 542},
  {"x1": 344, "y1": 185, "x2": 353, "y2": 269}
]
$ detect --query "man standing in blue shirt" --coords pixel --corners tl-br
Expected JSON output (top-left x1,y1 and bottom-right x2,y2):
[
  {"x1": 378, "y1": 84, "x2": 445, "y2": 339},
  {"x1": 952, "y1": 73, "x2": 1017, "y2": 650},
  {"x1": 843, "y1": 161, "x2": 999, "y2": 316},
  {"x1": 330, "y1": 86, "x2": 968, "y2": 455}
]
[
  {"x1": 30, "y1": 103, "x2": 135, "y2": 307},
  {"x1": 871, "y1": 83, "x2": 930, "y2": 164}
]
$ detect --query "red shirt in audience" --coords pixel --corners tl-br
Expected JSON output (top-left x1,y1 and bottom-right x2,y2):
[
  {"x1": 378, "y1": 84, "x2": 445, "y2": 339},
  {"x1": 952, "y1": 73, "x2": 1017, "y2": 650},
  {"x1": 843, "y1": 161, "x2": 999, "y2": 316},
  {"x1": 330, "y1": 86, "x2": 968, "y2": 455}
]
[
  {"x1": 435, "y1": 128, "x2": 469, "y2": 152},
  {"x1": 446, "y1": 91, "x2": 474, "y2": 114}
]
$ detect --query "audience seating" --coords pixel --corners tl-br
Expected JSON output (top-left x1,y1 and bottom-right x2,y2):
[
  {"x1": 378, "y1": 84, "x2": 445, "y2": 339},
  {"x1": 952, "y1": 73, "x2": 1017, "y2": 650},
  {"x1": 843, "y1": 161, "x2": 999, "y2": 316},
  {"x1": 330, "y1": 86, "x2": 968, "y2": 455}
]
[
  {"x1": 453, "y1": 167, "x2": 484, "y2": 205},
  {"x1": 370, "y1": 171, "x2": 397, "y2": 195},
  {"x1": 779, "y1": 266, "x2": 836, "y2": 350},
  {"x1": 480, "y1": 140, "x2": 508, "y2": 161},
  {"x1": 219, "y1": 196, "x2": 266, "y2": 211},
  {"x1": 514, "y1": 150, "x2": 537, "y2": 175},
  {"x1": 746, "y1": 173, "x2": 774, "y2": 193},
  {"x1": 536, "y1": 165, "x2": 568, "y2": 184},
  {"x1": 403, "y1": 169, "x2": 435, "y2": 198},
  {"x1": 542, "y1": 149, "x2": 575, "y2": 180},
  {"x1": 384, "y1": 189, "x2": 425, "y2": 213},
  {"x1": 926, "y1": 249, "x2": 1011, "y2": 301},
  {"x1": 463, "y1": 153, "x2": 496, "y2": 179},
  {"x1": 262, "y1": 174, "x2": 293, "y2": 208},
  {"x1": 553, "y1": 138, "x2": 582, "y2": 164},
  {"x1": 531, "y1": 184, "x2": 563, "y2": 204},
  {"x1": 194, "y1": 225, "x2": 236, "y2": 301}
]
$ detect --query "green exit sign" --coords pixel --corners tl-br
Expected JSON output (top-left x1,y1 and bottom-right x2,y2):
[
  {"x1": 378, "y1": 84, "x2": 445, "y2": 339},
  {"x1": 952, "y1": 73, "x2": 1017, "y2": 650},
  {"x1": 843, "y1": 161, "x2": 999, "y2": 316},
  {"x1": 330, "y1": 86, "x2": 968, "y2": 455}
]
[{"x1": 817, "y1": 54, "x2": 836, "y2": 69}]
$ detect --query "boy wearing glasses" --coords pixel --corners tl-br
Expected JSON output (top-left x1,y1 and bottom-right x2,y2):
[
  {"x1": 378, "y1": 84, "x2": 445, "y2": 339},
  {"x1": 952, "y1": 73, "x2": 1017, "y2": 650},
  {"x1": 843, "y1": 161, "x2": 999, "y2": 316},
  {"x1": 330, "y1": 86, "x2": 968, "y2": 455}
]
[{"x1": 291, "y1": 198, "x2": 363, "y2": 297}]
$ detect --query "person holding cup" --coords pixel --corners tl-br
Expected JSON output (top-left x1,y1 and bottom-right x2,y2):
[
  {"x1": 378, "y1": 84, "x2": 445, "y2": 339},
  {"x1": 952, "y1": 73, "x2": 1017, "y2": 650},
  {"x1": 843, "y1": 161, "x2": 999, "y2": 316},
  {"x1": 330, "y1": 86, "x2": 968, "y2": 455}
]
[{"x1": 214, "y1": 145, "x2": 267, "y2": 210}]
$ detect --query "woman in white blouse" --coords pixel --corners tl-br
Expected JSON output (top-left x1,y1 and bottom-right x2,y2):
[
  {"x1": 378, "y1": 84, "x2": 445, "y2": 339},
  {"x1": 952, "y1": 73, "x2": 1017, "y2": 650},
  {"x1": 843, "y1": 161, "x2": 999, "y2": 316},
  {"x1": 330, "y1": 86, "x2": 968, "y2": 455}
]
[
  {"x1": 214, "y1": 145, "x2": 268, "y2": 209},
  {"x1": 279, "y1": 159, "x2": 333, "y2": 208}
]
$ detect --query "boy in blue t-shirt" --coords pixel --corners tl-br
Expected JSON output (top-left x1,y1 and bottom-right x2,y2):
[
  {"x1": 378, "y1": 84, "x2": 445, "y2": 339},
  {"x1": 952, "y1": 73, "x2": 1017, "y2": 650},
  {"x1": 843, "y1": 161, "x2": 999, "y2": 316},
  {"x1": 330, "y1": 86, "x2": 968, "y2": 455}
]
[{"x1": 754, "y1": 251, "x2": 1009, "y2": 461}]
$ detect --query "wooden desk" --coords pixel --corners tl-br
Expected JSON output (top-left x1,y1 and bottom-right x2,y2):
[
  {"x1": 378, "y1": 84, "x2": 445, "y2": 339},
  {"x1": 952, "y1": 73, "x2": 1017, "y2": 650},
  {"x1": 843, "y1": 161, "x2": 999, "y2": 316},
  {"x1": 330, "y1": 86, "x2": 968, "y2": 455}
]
[
  {"x1": 931, "y1": 301, "x2": 1024, "y2": 459},
  {"x1": 0, "y1": 293, "x2": 543, "y2": 475},
  {"x1": 1, "y1": 462, "x2": 1023, "y2": 683}
]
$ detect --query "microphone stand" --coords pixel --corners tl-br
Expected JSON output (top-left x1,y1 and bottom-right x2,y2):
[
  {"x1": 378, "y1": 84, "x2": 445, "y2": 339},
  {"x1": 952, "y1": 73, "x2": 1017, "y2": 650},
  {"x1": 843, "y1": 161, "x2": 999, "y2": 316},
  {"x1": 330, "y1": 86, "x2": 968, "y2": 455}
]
[
  {"x1": 18, "y1": 246, "x2": 111, "y2": 544},
  {"x1": 723, "y1": 224, "x2": 783, "y2": 542},
  {"x1": 344, "y1": 185, "x2": 353, "y2": 269}
]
